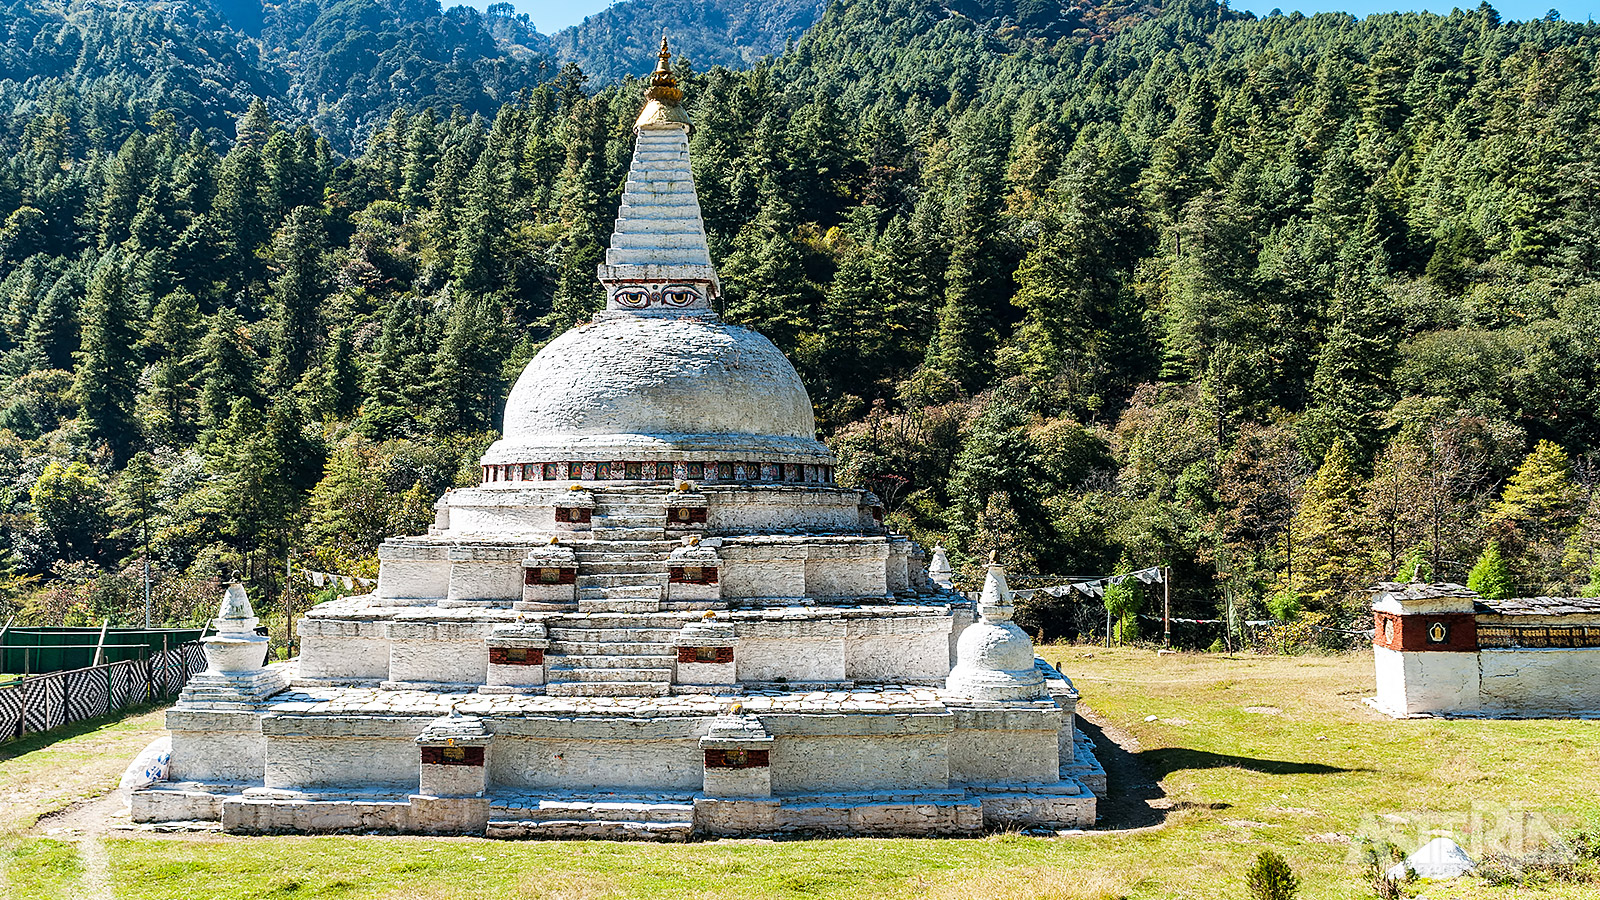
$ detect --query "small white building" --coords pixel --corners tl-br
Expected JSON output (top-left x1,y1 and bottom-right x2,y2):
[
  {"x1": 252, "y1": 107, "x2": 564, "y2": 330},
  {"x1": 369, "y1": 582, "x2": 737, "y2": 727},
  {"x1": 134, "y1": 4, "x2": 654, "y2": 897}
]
[
  {"x1": 1370, "y1": 582, "x2": 1600, "y2": 718},
  {"x1": 129, "y1": 41, "x2": 1103, "y2": 838}
]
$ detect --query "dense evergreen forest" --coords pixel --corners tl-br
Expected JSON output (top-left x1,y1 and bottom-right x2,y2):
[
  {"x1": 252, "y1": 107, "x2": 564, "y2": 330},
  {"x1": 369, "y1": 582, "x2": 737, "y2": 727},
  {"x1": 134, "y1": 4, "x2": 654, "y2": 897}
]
[{"x1": 2, "y1": 0, "x2": 1599, "y2": 644}]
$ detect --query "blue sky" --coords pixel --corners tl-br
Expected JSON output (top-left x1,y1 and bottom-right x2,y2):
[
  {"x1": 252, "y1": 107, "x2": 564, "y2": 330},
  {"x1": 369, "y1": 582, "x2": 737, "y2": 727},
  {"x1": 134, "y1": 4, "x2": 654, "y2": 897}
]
[{"x1": 454, "y1": 0, "x2": 1594, "y2": 35}]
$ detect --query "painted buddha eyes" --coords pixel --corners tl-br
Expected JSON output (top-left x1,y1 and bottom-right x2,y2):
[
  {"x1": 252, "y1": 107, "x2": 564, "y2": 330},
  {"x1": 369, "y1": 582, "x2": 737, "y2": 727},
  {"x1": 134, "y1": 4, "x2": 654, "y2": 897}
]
[
  {"x1": 612, "y1": 285, "x2": 702, "y2": 308},
  {"x1": 614, "y1": 288, "x2": 653, "y2": 308},
  {"x1": 658, "y1": 285, "x2": 700, "y2": 306}
]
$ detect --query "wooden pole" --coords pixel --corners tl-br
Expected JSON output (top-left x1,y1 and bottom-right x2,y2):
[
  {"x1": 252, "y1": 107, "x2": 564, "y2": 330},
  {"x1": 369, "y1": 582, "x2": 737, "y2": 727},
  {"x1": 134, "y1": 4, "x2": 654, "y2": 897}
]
[
  {"x1": 1163, "y1": 566, "x2": 1172, "y2": 649},
  {"x1": 93, "y1": 618, "x2": 111, "y2": 667}
]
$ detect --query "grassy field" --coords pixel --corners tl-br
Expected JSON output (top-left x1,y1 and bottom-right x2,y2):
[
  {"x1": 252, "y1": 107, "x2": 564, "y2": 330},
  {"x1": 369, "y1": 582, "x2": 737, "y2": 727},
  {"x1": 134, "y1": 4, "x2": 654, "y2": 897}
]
[{"x1": 1, "y1": 648, "x2": 1597, "y2": 900}]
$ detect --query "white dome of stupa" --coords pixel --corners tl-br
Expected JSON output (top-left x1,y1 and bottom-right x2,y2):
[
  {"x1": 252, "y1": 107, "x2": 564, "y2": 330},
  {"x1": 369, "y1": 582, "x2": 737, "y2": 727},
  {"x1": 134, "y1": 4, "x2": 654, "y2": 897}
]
[{"x1": 482, "y1": 315, "x2": 832, "y2": 465}]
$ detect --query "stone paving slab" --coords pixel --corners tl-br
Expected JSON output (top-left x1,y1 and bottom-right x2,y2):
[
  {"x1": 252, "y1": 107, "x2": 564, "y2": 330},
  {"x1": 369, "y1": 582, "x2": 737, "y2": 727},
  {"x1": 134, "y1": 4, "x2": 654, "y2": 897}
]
[{"x1": 263, "y1": 684, "x2": 957, "y2": 718}]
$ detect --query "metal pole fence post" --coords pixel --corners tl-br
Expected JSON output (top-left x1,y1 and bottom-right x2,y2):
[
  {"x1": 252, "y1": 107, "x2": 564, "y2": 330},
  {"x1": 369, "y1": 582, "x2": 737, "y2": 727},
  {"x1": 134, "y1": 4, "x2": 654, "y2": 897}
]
[{"x1": 1163, "y1": 566, "x2": 1172, "y2": 649}]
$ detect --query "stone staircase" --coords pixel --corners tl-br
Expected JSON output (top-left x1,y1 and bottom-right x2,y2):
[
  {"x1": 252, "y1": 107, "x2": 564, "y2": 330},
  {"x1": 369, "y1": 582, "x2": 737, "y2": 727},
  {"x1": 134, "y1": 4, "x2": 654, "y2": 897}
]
[
  {"x1": 541, "y1": 488, "x2": 698, "y2": 697},
  {"x1": 543, "y1": 615, "x2": 683, "y2": 698},
  {"x1": 575, "y1": 491, "x2": 673, "y2": 614}
]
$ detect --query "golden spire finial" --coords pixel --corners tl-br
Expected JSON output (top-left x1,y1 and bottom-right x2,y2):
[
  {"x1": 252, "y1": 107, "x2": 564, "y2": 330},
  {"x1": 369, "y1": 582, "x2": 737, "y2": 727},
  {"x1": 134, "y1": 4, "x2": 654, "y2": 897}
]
[
  {"x1": 643, "y1": 34, "x2": 683, "y2": 108},
  {"x1": 635, "y1": 35, "x2": 691, "y2": 128}
]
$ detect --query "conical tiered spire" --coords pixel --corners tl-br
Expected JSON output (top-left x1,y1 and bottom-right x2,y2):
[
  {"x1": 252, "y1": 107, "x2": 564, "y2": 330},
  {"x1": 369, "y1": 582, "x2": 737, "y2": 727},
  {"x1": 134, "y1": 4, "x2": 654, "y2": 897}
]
[{"x1": 598, "y1": 37, "x2": 718, "y2": 318}]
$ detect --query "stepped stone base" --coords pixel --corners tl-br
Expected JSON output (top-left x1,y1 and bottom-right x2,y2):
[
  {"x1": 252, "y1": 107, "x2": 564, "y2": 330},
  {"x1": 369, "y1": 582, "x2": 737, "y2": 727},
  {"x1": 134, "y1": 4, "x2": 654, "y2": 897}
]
[
  {"x1": 134, "y1": 779, "x2": 1096, "y2": 837},
  {"x1": 136, "y1": 671, "x2": 1100, "y2": 837}
]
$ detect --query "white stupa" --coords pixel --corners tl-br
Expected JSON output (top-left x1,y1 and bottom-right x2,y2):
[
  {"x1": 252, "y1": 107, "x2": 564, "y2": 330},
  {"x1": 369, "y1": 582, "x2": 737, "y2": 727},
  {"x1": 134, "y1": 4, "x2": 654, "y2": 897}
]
[
  {"x1": 947, "y1": 560, "x2": 1047, "y2": 701},
  {"x1": 132, "y1": 39, "x2": 1102, "y2": 838}
]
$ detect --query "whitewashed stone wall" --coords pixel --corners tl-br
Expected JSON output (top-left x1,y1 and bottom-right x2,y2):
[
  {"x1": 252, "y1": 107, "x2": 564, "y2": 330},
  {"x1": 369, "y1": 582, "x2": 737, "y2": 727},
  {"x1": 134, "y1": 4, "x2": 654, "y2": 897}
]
[
  {"x1": 804, "y1": 545, "x2": 889, "y2": 599},
  {"x1": 946, "y1": 706, "x2": 1061, "y2": 784},
  {"x1": 734, "y1": 619, "x2": 846, "y2": 683},
  {"x1": 1373, "y1": 645, "x2": 1481, "y2": 716},
  {"x1": 487, "y1": 717, "x2": 704, "y2": 790},
  {"x1": 446, "y1": 546, "x2": 524, "y2": 603},
  {"x1": 843, "y1": 616, "x2": 951, "y2": 682},
  {"x1": 261, "y1": 716, "x2": 426, "y2": 789},
  {"x1": 443, "y1": 488, "x2": 559, "y2": 533},
  {"x1": 296, "y1": 619, "x2": 390, "y2": 680},
  {"x1": 719, "y1": 544, "x2": 806, "y2": 601},
  {"x1": 389, "y1": 621, "x2": 494, "y2": 684},
  {"x1": 167, "y1": 709, "x2": 265, "y2": 782},
  {"x1": 702, "y1": 487, "x2": 863, "y2": 534},
  {"x1": 1478, "y1": 648, "x2": 1600, "y2": 713},
  {"x1": 375, "y1": 543, "x2": 450, "y2": 602},
  {"x1": 762, "y1": 713, "x2": 952, "y2": 793}
]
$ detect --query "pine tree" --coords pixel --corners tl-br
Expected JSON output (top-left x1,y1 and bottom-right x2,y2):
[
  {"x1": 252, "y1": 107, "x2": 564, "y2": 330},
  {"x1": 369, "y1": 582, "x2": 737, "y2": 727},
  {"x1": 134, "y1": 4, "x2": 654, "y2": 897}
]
[
  {"x1": 924, "y1": 111, "x2": 1010, "y2": 391},
  {"x1": 213, "y1": 144, "x2": 271, "y2": 278},
  {"x1": 810, "y1": 233, "x2": 879, "y2": 400},
  {"x1": 318, "y1": 324, "x2": 361, "y2": 421},
  {"x1": 266, "y1": 206, "x2": 328, "y2": 390},
  {"x1": 426, "y1": 292, "x2": 511, "y2": 435},
  {"x1": 235, "y1": 99, "x2": 278, "y2": 152},
  {"x1": 73, "y1": 250, "x2": 140, "y2": 459},
  {"x1": 452, "y1": 155, "x2": 505, "y2": 296},
  {"x1": 1299, "y1": 294, "x2": 1396, "y2": 460},
  {"x1": 137, "y1": 290, "x2": 203, "y2": 446},
  {"x1": 547, "y1": 95, "x2": 611, "y2": 331},
  {"x1": 24, "y1": 267, "x2": 81, "y2": 371},
  {"x1": 1289, "y1": 440, "x2": 1369, "y2": 611},
  {"x1": 197, "y1": 308, "x2": 259, "y2": 434},
  {"x1": 721, "y1": 181, "x2": 818, "y2": 353},
  {"x1": 1468, "y1": 539, "x2": 1515, "y2": 600},
  {"x1": 1486, "y1": 440, "x2": 1582, "y2": 534}
]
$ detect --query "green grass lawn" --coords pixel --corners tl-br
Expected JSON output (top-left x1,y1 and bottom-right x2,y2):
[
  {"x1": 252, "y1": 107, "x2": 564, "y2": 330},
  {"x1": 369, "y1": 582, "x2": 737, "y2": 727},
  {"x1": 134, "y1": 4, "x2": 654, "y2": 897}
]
[{"x1": 2, "y1": 648, "x2": 1597, "y2": 899}]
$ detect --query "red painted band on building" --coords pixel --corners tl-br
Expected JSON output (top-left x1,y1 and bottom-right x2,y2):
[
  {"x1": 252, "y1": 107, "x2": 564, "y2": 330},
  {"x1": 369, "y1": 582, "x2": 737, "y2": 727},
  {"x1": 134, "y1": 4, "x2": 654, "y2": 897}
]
[
  {"x1": 677, "y1": 646, "x2": 733, "y2": 664},
  {"x1": 488, "y1": 647, "x2": 544, "y2": 666},
  {"x1": 668, "y1": 566, "x2": 718, "y2": 585},
  {"x1": 421, "y1": 746, "x2": 486, "y2": 766},
  {"x1": 524, "y1": 567, "x2": 576, "y2": 585},
  {"x1": 1373, "y1": 611, "x2": 1478, "y2": 652},
  {"x1": 704, "y1": 748, "x2": 768, "y2": 769}
]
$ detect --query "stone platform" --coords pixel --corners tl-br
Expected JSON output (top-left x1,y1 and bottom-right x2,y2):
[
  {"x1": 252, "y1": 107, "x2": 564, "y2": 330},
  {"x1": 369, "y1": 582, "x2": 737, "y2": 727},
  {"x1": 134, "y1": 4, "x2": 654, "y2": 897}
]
[{"x1": 134, "y1": 667, "x2": 1100, "y2": 838}]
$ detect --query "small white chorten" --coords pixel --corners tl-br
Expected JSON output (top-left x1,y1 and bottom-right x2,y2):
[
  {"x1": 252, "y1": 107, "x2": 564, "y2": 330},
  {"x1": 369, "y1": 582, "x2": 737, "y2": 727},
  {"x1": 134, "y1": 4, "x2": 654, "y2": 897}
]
[
  {"x1": 946, "y1": 559, "x2": 1046, "y2": 701},
  {"x1": 928, "y1": 545, "x2": 953, "y2": 588},
  {"x1": 202, "y1": 581, "x2": 268, "y2": 674}
]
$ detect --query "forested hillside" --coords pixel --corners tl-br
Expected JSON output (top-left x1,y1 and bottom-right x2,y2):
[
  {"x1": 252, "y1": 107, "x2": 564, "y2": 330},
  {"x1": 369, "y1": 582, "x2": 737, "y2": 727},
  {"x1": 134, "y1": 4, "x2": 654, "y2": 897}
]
[
  {"x1": 549, "y1": 0, "x2": 824, "y2": 81},
  {"x1": 1, "y1": 0, "x2": 1598, "y2": 642}
]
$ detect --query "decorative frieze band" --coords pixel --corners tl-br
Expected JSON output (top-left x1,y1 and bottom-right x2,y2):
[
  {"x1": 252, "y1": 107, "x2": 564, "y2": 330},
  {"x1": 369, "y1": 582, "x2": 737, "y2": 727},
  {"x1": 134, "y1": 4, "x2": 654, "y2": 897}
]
[
  {"x1": 1478, "y1": 624, "x2": 1600, "y2": 649},
  {"x1": 480, "y1": 460, "x2": 834, "y2": 486}
]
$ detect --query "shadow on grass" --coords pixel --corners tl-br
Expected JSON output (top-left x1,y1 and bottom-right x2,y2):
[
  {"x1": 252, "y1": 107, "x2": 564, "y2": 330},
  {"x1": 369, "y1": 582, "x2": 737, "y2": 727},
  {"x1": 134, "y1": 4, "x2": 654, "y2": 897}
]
[
  {"x1": 0, "y1": 702, "x2": 167, "y2": 761},
  {"x1": 1137, "y1": 748, "x2": 1366, "y2": 781},
  {"x1": 1076, "y1": 715, "x2": 1170, "y2": 830},
  {"x1": 1078, "y1": 716, "x2": 1366, "y2": 831}
]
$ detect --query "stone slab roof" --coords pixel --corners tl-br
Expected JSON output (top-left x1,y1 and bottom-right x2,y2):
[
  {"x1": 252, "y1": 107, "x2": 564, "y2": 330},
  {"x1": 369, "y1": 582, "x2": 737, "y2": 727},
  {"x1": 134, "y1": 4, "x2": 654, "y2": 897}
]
[
  {"x1": 1370, "y1": 582, "x2": 1477, "y2": 599},
  {"x1": 1475, "y1": 595, "x2": 1600, "y2": 616}
]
